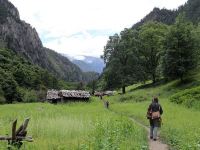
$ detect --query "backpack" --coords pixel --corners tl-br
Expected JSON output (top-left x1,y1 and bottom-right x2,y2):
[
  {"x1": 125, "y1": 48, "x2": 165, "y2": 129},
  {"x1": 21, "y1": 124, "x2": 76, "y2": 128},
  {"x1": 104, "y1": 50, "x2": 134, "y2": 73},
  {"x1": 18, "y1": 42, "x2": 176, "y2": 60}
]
[
  {"x1": 152, "y1": 104, "x2": 161, "y2": 119},
  {"x1": 152, "y1": 111, "x2": 160, "y2": 119},
  {"x1": 146, "y1": 103, "x2": 161, "y2": 119}
]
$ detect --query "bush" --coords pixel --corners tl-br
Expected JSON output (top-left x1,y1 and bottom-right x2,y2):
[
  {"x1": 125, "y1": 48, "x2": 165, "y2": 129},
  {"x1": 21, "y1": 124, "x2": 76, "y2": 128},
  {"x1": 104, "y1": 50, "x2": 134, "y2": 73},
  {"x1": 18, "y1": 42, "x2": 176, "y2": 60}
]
[
  {"x1": 19, "y1": 88, "x2": 38, "y2": 103},
  {"x1": 0, "y1": 95, "x2": 6, "y2": 104},
  {"x1": 170, "y1": 86, "x2": 200, "y2": 109}
]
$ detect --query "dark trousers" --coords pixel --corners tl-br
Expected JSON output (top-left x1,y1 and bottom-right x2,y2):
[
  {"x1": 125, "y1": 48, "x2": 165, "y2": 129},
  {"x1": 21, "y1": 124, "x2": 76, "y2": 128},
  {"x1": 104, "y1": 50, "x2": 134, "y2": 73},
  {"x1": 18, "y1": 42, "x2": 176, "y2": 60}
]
[{"x1": 149, "y1": 119, "x2": 160, "y2": 139}]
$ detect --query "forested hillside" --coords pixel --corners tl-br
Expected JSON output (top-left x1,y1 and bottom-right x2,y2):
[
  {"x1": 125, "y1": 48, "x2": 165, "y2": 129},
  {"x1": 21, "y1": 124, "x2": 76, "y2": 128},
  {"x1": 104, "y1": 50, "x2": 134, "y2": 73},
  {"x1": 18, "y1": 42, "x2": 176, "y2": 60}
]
[
  {"x1": 0, "y1": 48, "x2": 60, "y2": 103},
  {"x1": 132, "y1": 0, "x2": 200, "y2": 29},
  {"x1": 100, "y1": 0, "x2": 200, "y2": 93}
]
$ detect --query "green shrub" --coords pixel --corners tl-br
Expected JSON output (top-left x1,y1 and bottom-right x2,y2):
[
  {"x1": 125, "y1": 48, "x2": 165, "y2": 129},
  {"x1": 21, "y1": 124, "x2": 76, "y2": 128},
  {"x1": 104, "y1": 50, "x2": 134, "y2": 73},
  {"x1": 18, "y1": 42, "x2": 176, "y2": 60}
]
[
  {"x1": 170, "y1": 86, "x2": 200, "y2": 109},
  {"x1": 19, "y1": 88, "x2": 38, "y2": 103},
  {"x1": 0, "y1": 95, "x2": 6, "y2": 104}
]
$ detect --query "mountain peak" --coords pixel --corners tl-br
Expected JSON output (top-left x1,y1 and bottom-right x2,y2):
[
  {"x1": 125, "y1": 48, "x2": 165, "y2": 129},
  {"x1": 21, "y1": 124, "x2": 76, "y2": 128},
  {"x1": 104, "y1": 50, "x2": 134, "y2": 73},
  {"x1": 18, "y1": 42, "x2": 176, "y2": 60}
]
[{"x1": 0, "y1": 0, "x2": 20, "y2": 20}]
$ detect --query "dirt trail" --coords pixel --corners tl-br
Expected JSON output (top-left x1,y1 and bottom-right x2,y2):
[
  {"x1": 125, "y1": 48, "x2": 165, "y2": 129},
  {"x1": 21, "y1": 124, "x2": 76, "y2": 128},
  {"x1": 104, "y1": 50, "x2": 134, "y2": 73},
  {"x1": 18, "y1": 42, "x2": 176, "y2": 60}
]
[{"x1": 129, "y1": 118, "x2": 169, "y2": 150}]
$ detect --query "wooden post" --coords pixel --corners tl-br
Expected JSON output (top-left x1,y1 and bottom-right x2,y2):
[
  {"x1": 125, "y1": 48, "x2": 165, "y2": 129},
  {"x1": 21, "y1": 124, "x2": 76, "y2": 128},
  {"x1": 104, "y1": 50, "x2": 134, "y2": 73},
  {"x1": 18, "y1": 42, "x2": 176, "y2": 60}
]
[
  {"x1": 18, "y1": 118, "x2": 30, "y2": 136},
  {"x1": 0, "y1": 118, "x2": 33, "y2": 149},
  {"x1": 12, "y1": 119, "x2": 17, "y2": 141}
]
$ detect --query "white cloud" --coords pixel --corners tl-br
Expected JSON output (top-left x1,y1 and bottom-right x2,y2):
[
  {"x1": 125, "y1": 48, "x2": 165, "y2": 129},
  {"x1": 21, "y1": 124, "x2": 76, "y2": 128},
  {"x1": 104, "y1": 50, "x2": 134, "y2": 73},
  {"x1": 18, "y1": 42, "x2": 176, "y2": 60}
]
[{"x1": 9, "y1": 0, "x2": 187, "y2": 57}]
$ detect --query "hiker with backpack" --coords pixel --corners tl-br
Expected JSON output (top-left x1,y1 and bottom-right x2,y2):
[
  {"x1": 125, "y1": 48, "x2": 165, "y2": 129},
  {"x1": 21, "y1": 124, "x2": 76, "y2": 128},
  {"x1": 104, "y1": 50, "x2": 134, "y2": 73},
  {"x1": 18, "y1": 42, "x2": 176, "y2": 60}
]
[{"x1": 146, "y1": 97, "x2": 163, "y2": 141}]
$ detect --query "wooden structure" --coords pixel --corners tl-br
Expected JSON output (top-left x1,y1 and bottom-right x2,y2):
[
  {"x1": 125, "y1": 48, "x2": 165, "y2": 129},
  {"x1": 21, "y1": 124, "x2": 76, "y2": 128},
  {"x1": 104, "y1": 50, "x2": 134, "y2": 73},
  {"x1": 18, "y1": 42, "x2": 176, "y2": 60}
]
[
  {"x1": 59, "y1": 90, "x2": 90, "y2": 102},
  {"x1": 94, "y1": 91, "x2": 114, "y2": 97},
  {"x1": 0, "y1": 118, "x2": 33, "y2": 149},
  {"x1": 103, "y1": 91, "x2": 114, "y2": 96},
  {"x1": 46, "y1": 90, "x2": 91, "y2": 103},
  {"x1": 94, "y1": 91, "x2": 103, "y2": 97},
  {"x1": 46, "y1": 90, "x2": 61, "y2": 104}
]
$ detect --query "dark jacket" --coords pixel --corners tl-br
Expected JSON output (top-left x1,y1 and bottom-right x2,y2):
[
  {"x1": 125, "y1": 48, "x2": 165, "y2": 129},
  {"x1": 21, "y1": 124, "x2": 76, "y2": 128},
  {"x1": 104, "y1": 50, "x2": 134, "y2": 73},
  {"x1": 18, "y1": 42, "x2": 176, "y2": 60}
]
[
  {"x1": 149, "y1": 102, "x2": 163, "y2": 115},
  {"x1": 148, "y1": 102, "x2": 163, "y2": 127}
]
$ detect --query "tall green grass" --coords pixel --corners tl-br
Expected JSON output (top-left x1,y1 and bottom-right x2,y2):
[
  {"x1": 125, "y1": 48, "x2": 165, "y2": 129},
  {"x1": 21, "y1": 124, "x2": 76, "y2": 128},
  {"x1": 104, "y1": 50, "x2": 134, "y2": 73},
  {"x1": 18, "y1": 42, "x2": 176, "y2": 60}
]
[{"x1": 0, "y1": 98, "x2": 147, "y2": 150}]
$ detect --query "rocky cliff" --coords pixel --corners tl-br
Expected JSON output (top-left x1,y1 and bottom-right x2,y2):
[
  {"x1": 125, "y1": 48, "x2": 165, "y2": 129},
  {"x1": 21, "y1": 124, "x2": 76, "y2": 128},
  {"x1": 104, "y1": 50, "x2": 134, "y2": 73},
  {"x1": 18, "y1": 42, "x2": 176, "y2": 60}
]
[{"x1": 0, "y1": 0, "x2": 91, "y2": 82}]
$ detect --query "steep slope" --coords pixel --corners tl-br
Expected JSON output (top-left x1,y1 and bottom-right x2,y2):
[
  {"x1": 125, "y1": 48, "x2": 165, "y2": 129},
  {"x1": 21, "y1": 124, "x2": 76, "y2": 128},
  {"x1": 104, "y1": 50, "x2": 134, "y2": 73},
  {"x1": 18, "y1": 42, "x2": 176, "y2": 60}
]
[
  {"x1": 132, "y1": 8, "x2": 178, "y2": 29},
  {"x1": 0, "y1": 0, "x2": 90, "y2": 82},
  {"x1": 181, "y1": 0, "x2": 200, "y2": 23},
  {"x1": 44, "y1": 48, "x2": 84, "y2": 81},
  {"x1": 0, "y1": 48, "x2": 60, "y2": 103}
]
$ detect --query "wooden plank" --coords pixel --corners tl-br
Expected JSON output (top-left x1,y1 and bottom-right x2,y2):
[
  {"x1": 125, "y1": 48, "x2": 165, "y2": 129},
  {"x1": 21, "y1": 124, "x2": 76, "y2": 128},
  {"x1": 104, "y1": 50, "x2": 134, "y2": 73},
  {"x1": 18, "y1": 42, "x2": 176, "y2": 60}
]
[
  {"x1": 12, "y1": 119, "x2": 17, "y2": 141},
  {"x1": 0, "y1": 136, "x2": 9, "y2": 140},
  {"x1": 0, "y1": 136, "x2": 33, "y2": 142},
  {"x1": 19, "y1": 118, "x2": 30, "y2": 135},
  {"x1": 16, "y1": 125, "x2": 23, "y2": 136}
]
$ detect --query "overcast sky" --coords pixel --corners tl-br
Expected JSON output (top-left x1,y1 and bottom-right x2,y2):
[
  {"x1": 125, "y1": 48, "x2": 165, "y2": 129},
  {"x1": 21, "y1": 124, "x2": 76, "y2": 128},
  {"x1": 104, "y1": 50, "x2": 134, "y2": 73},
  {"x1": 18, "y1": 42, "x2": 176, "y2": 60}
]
[{"x1": 10, "y1": 0, "x2": 187, "y2": 57}]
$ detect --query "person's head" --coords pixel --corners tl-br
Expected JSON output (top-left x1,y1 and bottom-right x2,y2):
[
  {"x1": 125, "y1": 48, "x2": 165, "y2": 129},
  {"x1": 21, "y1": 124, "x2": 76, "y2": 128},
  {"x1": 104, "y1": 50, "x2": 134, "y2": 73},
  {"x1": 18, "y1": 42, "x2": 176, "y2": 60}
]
[{"x1": 153, "y1": 97, "x2": 159, "y2": 103}]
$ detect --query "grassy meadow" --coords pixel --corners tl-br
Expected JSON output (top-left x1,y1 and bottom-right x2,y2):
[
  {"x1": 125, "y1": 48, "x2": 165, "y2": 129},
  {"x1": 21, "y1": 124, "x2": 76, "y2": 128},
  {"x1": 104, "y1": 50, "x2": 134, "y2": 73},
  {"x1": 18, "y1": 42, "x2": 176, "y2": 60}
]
[
  {"x1": 1, "y1": 77, "x2": 200, "y2": 150},
  {"x1": 0, "y1": 98, "x2": 147, "y2": 150},
  {"x1": 107, "y1": 79, "x2": 200, "y2": 150}
]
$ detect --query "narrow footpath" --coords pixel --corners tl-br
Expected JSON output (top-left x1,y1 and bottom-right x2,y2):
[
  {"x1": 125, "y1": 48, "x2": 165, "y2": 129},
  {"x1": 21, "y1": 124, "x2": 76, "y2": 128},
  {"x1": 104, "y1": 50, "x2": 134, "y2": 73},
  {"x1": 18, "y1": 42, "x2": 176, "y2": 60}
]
[
  {"x1": 129, "y1": 117, "x2": 169, "y2": 150},
  {"x1": 103, "y1": 98, "x2": 169, "y2": 150}
]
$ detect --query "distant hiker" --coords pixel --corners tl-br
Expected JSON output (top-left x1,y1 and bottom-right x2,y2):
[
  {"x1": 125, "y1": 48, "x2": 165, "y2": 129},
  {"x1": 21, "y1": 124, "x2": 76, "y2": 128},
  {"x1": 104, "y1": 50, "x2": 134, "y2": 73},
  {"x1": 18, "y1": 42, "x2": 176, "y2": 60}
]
[
  {"x1": 147, "y1": 97, "x2": 163, "y2": 141},
  {"x1": 100, "y1": 94, "x2": 103, "y2": 100},
  {"x1": 104, "y1": 100, "x2": 109, "y2": 109}
]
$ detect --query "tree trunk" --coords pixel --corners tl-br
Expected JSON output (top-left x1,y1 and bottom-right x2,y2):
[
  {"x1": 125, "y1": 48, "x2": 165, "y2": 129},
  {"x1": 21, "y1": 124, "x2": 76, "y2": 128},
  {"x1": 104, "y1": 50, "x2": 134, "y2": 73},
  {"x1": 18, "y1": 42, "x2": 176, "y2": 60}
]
[
  {"x1": 152, "y1": 73, "x2": 156, "y2": 84},
  {"x1": 122, "y1": 86, "x2": 126, "y2": 94}
]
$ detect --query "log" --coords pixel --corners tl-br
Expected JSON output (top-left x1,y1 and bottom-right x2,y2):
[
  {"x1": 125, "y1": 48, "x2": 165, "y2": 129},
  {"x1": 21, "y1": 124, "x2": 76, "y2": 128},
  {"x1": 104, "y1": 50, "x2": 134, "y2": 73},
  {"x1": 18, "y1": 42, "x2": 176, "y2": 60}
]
[{"x1": 0, "y1": 136, "x2": 33, "y2": 142}]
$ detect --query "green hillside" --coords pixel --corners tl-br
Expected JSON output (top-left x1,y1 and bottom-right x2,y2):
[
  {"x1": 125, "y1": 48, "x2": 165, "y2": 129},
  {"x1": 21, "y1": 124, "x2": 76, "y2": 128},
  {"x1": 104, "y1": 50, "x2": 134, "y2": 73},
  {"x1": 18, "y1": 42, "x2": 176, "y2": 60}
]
[
  {"x1": 0, "y1": 48, "x2": 77, "y2": 104},
  {"x1": 105, "y1": 72, "x2": 200, "y2": 149}
]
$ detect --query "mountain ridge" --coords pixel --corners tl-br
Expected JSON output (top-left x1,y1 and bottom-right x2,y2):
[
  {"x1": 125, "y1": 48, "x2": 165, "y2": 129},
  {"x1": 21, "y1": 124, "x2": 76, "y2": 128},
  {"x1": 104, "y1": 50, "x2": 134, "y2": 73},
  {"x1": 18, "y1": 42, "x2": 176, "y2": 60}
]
[
  {"x1": 132, "y1": 0, "x2": 200, "y2": 29},
  {"x1": 0, "y1": 0, "x2": 95, "y2": 82}
]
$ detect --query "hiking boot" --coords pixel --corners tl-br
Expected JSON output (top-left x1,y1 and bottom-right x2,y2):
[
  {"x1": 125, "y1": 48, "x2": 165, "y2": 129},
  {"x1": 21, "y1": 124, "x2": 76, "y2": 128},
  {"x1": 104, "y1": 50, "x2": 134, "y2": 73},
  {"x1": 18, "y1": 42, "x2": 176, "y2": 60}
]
[
  {"x1": 150, "y1": 136, "x2": 153, "y2": 139},
  {"x1": 153, "y1": 138, "x2": 157, "y2": 141}
]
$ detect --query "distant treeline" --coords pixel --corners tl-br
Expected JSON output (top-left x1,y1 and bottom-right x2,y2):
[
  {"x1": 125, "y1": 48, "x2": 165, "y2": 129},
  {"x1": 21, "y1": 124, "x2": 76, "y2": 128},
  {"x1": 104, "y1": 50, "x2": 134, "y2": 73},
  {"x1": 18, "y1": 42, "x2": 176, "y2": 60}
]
[{"x1": 100, "y1": 14, "x2": 200, "y2": 93}]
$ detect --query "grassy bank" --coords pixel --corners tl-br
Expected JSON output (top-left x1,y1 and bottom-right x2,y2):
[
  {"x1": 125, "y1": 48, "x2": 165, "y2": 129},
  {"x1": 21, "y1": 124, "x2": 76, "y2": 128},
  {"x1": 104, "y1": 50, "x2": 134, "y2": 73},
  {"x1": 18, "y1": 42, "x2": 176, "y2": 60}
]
[{"x1": 0, "y1": 98, "x2": 147, "y2": 150}]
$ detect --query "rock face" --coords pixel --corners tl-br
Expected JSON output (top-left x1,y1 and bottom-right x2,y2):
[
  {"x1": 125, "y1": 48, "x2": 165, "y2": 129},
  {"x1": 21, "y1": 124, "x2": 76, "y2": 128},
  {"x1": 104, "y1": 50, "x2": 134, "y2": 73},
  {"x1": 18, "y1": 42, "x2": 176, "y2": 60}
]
[{"x1": 0, "y1": 0, "x2": 91, "y2": 82}]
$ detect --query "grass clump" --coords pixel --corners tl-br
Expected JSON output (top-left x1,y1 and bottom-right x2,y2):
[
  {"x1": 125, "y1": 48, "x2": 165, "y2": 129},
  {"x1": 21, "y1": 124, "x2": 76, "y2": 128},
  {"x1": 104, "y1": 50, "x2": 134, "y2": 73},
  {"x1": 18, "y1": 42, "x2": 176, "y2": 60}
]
[
  {"x1": 80, "y1": 116, "x2": 148, "y2": 150},
  {"x1": 170, "y1": 86, "x2": 200, "y2": 109}
]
